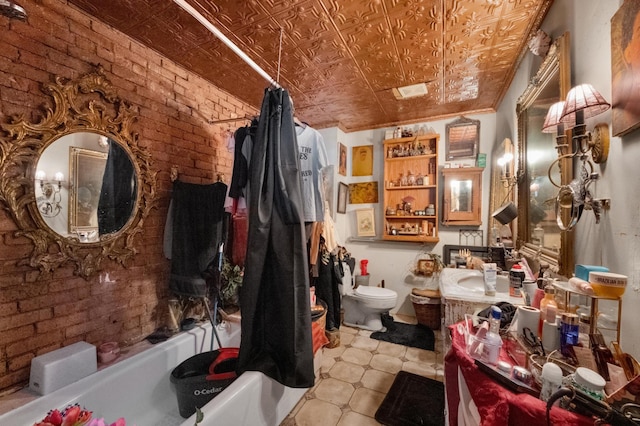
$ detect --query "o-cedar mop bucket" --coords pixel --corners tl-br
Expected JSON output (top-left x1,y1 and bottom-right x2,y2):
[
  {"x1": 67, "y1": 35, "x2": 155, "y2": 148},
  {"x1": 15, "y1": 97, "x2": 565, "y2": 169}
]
[{"x1": 170, "y1": 347, "x2": 239, "y2": 418}]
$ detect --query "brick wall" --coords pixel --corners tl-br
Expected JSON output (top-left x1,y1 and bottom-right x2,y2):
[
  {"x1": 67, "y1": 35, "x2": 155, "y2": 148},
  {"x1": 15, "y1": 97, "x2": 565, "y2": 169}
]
[{"x1": 0, "y1": 0, "x2": 256, "y2": 395}]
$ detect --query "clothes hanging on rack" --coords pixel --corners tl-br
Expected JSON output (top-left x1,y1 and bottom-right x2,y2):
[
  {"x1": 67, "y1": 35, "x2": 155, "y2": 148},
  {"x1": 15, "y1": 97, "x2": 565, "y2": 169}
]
[
  {"x1": 226, "y1": 121, "x2": 258, "y2": 267},
  {"x1": 228, "y1": 120, "x2": 258, "y2": 202},
  {"x1": 314, "y1": 247, "x2": 343, "y2": 331},
  {"x1": 236, "y1": 87, "x2": 314, "y2": 389},
  {"x1": 295, "y1": 124, "x2": 329, "y2": 223}
]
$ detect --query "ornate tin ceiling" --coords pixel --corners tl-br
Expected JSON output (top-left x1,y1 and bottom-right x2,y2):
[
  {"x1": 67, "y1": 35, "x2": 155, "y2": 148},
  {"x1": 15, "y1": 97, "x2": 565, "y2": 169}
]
[{"x1": 67, "y1": 0, "x2": 553, "y2": 132}]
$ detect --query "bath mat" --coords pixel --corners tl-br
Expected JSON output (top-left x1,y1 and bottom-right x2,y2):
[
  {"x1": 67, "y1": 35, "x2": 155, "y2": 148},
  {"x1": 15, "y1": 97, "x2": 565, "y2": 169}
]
[
  {"x1": 375, "y1": 371, "x2": 445, "y2": 426},
  {"x1": 370, "y1": 314, "x2": 435, "y2": 351}
]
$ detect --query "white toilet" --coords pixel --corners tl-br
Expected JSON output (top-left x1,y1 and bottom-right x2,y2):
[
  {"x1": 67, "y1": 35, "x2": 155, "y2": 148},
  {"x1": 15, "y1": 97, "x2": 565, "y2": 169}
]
[{"x1": 342, "y1": 279, "x2": 398, "y2": 331}]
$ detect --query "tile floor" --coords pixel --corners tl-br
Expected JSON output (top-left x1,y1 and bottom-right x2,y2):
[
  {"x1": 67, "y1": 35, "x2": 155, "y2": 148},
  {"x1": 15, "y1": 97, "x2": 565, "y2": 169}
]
[{"x1": 281, "y1": 316, "x2": 445, "y2": 426}]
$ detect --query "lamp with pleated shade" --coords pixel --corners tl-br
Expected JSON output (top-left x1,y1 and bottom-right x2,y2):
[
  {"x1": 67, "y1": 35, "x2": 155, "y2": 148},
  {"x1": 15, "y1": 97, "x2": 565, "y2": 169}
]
[
  {"x1": 542, "y1": 101, "x2": 574, "y2": 134},
  {"x1": 557, "y1": 83, "x2": 611, "y2": 163},
  {"x1": 560, "y1": 83, "x2": 610, "y2": 126}
]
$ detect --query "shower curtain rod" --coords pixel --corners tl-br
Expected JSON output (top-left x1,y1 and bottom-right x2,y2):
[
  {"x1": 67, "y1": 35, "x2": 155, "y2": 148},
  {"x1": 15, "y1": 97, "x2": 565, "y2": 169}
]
[{"x1": 173, "y1": 0, "x2": 281, "y2": 89}]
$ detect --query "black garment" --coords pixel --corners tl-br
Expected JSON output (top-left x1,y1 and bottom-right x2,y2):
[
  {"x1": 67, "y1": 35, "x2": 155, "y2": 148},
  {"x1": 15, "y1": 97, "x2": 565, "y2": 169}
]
[
  {"x1": 168, "y1": 180, "x2": 228, "y2": 298},
  {"x1": 315, "y1": 252, "x2": 342, "y2": 331},
  {"x1": 237, "y1": 88, "x2": 314, "y2": 388},
  {"x1": 97, "y1": 140, "x2": 137, "y2": 235},
  {"x1": 229, "y1": 125, "x2": 250, "y2": 199}
]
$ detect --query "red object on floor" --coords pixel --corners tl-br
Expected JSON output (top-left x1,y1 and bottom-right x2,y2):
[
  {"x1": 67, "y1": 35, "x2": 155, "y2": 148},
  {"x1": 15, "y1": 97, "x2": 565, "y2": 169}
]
[
  {"x1": 312, "y1": 321, "x2": 329, "y2": 354},
  {"x1": 444, "y1": 322, "x2": 594, "y2": 426}
]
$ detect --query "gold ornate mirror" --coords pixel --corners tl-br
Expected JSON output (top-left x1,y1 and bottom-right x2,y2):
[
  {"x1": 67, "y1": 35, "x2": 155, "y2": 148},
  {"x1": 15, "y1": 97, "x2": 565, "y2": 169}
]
[
  {"x1": 0, "y1": 66, "x2": 157, "y2": 278},
  {"x1": 516, "y1": 32, "x2": 573, "y2": 276}
]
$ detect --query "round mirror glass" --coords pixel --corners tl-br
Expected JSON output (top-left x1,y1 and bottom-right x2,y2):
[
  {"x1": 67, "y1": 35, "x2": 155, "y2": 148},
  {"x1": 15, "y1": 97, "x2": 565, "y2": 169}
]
[{"x1": 35, "y1": 132, "x2": 138, "y2": 243}]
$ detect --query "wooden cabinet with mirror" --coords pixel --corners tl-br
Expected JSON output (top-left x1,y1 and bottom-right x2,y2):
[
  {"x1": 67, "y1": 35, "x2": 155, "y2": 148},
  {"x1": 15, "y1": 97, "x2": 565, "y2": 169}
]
[
  {"x1": 441, "y1": 168, "x2": 483, "y2": 226},
  {"x1": 382, "y1": 134, "x2": 439, "y2": 242}
]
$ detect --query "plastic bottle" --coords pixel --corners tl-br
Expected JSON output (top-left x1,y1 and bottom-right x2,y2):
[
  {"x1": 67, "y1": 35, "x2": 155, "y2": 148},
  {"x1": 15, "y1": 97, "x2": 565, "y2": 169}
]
[
  {"x1": 482, "y1": 306, "x2": 503, "y2": 365},
  {"x1": 538, "y1": 286, "x2": 557, "y2": 337},
  {"x1": 578, "y1": 313, "x2": 591, "y2": 348},
  {"x1": 560, "y1": 313, "x2": 580, "y2": 358},
  {"x1": 489, "y1": 305, "x2": 502, "y2": 334},
  {"x1": 360, "y1": 259, "x2": 369, "y2": 276},
  {"x1": 509, "y1": 264, "x2": 525, "y2": 297},
  {"x1": 541, "y1": 304, "x2": 560, "y2": 352}
]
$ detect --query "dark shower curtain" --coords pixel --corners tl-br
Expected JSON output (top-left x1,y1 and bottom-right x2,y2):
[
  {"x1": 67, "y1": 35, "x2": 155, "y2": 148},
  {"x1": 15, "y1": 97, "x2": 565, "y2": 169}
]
[{"x1": 236, "y1": 88, "x2": 315, "y2": 388}]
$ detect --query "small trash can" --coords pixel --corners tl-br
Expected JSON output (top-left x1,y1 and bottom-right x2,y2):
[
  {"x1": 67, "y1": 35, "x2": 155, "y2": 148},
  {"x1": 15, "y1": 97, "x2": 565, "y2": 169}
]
[
  {"x1": 170, "y1": 347, "x2": 239, "y2": 418},
  {"x1": 410, "y1": 288, "x2": 441, "y2": 330}
]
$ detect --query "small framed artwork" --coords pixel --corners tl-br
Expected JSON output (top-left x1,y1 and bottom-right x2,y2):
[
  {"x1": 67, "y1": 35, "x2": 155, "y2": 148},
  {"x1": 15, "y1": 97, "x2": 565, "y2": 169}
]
[
  {"x1": 352, "y1": 144, "x2": 373, "y2": 176},
  {"x1": 337, "y1": 182, "x2": 348, "y2": 214},
  {"x1": 356, "y1": 208, "x2": 375, "y2": 237},
  {"x1": 611, "y1": 0, "x2": 640, "y2": 136},
  {"x1": 338, "y1": 142, "x2": 347, "y2": 176}
]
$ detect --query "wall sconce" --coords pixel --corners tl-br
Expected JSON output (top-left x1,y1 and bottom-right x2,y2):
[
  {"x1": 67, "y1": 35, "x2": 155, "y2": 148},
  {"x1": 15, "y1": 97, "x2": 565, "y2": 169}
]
[
  {"x1": 542, "y1": 101, "x2": 571, "y2": 156},
  {"x1": 496, "y1": 137, "x2": 517, "y2": 188},
  {"x1": 560, "y1": 83, "x2": 611, "y2": 163},
  {"x1": 35, "y1": 170, "x2": 64, "y2": 218},
  {"x1": 542, "y1": 84, "x2": 612, "y2": 230}
]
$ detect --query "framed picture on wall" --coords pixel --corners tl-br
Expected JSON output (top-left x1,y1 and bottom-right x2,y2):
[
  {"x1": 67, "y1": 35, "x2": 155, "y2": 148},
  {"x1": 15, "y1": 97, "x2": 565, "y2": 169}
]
[
  {"x1": 338, "y1": 142, "x2": 347, "y2": 176},
  {"x1": 337, "y1": 182, "x2": 348, "y2": 214},
  {"x1": 348, "y1": 181, "x2": 378, "y2": 204},
  {"x1": 352, "y1": 145, "x2": 373, "y2": 176},
  {"x1": 356, "y1": 208, "x2": 375, "y2": 237},
  {"x1": 611, "y1": 0, "x2": 640, "y2": 136}
]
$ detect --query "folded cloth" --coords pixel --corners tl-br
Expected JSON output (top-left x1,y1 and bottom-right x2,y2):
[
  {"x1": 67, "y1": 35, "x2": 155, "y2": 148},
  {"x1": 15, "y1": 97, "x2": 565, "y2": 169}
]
[{"x1": 169, "y1": 180, "x2": 228, "y2": 297}]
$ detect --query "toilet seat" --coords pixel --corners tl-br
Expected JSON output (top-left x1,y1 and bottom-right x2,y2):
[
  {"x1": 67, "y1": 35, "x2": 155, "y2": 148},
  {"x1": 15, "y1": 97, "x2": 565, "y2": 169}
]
[{"x1": 354, "y1": 286, "x2": 396, "y2": 299}]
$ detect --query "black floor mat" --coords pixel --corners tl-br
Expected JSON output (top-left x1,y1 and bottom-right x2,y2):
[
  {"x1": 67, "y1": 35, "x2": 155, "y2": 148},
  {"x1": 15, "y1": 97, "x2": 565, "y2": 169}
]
[
  {"x1": 375, "y1": 371, "x2": 445, "y2": 426},
  {"x1": 370, "y1": 314, "x2": 435, "y2": 351}
]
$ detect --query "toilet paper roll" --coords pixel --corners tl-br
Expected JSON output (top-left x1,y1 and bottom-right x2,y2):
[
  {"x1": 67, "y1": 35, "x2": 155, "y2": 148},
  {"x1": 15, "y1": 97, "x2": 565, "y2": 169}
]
[{"x1": 517, "y1": 305, "x2": 540, "y2": 338}]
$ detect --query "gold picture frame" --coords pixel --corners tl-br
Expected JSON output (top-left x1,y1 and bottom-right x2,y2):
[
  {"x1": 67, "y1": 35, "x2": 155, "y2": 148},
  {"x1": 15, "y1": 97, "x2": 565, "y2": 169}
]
[
  {"x1": 69, "y1": 147, "x2": 108, "y2": 236},
  {"x1": 356, "y1": 208, "x2": 375, "y2": 237}
]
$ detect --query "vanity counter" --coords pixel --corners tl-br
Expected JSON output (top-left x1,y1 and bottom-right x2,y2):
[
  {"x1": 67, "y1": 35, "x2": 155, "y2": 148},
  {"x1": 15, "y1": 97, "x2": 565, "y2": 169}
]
[{"x1": 439, "y1": 268, "x2": 525, "y2": 330}]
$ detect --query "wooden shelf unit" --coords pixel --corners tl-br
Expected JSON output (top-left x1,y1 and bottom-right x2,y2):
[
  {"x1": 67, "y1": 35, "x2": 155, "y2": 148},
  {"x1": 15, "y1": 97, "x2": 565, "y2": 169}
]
[{"x1": 382, "y1": 134, "x2": 439, "y2": 242}]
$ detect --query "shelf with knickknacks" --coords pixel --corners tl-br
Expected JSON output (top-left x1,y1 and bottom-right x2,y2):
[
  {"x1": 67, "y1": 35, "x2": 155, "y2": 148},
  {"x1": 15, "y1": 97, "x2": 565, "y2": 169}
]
[{"x1": 383, "y1": 133, "x2": 440, "y2": 242}]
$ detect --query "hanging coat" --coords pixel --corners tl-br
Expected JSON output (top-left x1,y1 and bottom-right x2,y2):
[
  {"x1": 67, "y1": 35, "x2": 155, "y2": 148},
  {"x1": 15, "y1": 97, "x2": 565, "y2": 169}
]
[{"x1": 236, "y1": 88, "x2": 315, "y2": 388}]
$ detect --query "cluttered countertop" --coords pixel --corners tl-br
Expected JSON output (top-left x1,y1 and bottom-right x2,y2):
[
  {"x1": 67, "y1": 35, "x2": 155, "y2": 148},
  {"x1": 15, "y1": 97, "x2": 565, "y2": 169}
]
[{"x1": 443, "y1": 261, "x2": 640, "y2": 425}]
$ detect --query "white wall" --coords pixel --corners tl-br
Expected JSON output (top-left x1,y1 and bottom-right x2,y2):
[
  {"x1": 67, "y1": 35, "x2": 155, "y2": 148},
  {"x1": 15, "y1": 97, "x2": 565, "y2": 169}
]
[
  {"x1": 497, "y1": 0, "x2": 640, "y2": 357},
  {"x1": 319, "y1": 115, "x2": 497, "y2": 315}
]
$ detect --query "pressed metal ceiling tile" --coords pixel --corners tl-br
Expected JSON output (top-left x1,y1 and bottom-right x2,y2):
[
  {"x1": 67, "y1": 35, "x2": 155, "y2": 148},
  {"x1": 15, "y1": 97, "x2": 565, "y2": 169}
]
[{"x1": 67, "y1": 0, "x2": 554, "y2": 132}]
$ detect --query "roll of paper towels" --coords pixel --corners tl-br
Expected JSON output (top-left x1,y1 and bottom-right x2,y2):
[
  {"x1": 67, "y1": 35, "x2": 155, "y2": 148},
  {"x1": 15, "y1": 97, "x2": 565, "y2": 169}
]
[{"x1": 517, "y1": 305, "x2": 540, "y2": 338}]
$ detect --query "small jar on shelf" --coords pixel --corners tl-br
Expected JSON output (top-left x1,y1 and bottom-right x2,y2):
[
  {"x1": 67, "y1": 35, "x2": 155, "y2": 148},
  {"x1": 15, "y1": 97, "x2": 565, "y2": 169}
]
[{"x1": 407, "y1": 171, "x2": 416, "y2": 186}]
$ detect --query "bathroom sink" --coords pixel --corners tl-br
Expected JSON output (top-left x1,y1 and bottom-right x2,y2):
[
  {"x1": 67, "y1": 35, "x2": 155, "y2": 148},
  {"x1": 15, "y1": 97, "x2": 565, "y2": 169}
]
[
  {"x1": 439, "y1": 268, "x2": 524, "y2": 305},
  {"x1": 456, "y1": 275, "x2": 486, "y2": 291}
]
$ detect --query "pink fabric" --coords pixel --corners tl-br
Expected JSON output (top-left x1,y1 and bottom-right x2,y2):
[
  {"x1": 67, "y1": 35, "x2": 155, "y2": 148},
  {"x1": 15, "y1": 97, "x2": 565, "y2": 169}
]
[{"x1": 445, "y1": 323, "x2": 595, "y2": 426}]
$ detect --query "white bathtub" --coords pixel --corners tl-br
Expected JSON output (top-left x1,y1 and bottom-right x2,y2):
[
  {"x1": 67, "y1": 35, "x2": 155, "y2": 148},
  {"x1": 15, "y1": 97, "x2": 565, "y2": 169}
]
[{"x1": 0, "y1": 321, "x2": 313, "y2": 426}]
